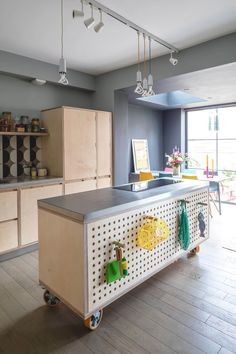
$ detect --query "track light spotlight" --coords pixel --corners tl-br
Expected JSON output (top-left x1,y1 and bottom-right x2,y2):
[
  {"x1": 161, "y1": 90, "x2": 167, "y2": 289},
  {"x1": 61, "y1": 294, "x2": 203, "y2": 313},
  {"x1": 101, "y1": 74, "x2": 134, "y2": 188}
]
[
  {"x1": 84, "y1": 4, "x2": 95, "y2": 29},
  {"x1": 169, "y1": 52, "x2": 178, "y2": 66},
  {"x1": 94, "y1": 9, "x2": 104, "y2": 33},
  {"x1": 73, "y1": 0, "x2": 84, "y2": 18}
]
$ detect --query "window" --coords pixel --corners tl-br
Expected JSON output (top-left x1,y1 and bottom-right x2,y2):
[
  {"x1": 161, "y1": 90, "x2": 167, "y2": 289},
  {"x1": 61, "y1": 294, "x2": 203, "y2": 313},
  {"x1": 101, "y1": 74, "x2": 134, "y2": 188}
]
[
  {"x1": 186, "y1": 106, "x2": 236, "y2": 204},
  {"x1": 186, "y1": 106, "x2": 236, "y2": 172}
]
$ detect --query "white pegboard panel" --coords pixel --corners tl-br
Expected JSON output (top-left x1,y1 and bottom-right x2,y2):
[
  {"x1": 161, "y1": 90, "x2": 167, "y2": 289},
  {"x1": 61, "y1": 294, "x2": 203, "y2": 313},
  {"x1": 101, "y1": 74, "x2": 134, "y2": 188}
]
[{"x1": 87, "y1": 188, "x2": 209, "y2": 312}]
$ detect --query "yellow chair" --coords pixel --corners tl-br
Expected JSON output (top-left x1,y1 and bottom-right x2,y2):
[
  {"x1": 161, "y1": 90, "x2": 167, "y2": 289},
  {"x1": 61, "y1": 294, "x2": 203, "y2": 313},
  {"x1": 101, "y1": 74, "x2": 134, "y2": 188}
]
[
  {"x1": 182, "y1": 174, "x2": 198, "y2": 180},
  {"x1": 139, "y1": 171, "x2": 154, "y2": 181}
]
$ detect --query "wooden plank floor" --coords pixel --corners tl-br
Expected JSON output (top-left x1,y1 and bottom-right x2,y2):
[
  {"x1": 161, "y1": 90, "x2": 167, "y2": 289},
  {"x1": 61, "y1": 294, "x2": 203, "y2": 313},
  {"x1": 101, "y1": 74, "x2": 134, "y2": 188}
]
[{"x1": 0, "y1": 205, "x2": 236, "y2": 354}]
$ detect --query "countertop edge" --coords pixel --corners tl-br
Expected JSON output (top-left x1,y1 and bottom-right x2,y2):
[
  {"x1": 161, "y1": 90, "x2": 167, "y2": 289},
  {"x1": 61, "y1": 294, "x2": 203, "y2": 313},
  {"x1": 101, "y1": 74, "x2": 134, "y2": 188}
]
[
  {"x1": 0, "y1": 177, "x2": 64, "y2": 190},
  {"x1": 38, "y1": 182, "x2": 209, "y2": 223}
]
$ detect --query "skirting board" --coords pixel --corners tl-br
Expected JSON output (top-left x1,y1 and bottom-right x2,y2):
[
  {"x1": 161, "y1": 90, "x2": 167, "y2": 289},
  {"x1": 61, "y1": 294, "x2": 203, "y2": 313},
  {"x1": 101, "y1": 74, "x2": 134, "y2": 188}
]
[{"x1": 0, "y1": 243, "x2": 38, "y2": 262}]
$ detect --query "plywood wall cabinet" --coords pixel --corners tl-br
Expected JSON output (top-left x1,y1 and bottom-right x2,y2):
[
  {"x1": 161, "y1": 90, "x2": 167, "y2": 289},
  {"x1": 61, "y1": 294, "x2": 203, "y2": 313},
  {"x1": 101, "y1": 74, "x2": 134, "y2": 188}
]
[
  {"x1": 0, "y1": 190, "x2": 17, "y2": 222},
  {"x1": 41, "y1": 106, "x2": 113, "y2": 184},
  {"x1": 20, "y1": 184, "x2": 63, "y2": 245}
]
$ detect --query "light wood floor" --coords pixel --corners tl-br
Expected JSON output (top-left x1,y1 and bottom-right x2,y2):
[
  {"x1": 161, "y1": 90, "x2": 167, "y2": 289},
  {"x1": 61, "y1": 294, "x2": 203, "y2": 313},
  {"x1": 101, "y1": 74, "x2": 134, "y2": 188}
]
[{"x1": 0, "y1": 205, "x2": 236, "y2": 354}]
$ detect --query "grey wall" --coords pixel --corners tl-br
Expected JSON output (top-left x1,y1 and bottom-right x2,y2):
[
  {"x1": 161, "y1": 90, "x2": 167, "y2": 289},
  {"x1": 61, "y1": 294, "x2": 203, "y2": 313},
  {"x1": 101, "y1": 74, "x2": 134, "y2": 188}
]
[
  {"x1": 128, "y1": 104, "x2": 163, "y2": 174},
  {"x1": 0, "y1": 74, "x2": 93, "y2": 118},
  {"x1": 113, "y1": 89, "x2": 164, "y2": 185},
  {"x1": 113, "y1": 90, "x2": 129, "y2": 185},
  {"x1": 0, "y1": 50, "x2": 95, "y2": 91},
  {"x1": 163, "y1": 109, "x2": 186, "y2": 167}
]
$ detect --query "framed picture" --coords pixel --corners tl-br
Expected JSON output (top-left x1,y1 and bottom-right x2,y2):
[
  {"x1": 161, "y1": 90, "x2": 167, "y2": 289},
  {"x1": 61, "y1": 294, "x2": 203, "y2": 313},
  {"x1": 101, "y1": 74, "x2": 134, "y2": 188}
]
[{"x1": 132, "y1": 139, "x2": 150, "y2": 173}]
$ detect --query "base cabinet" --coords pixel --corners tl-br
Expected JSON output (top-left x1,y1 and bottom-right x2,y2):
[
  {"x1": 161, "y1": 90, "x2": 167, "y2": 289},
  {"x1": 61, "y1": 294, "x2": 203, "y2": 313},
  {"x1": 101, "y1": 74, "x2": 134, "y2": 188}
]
[
  {"x1": 0, "y1": 190, "x2": 17, "y2": 222},
  {"x1": 65, "y1": 180, "x2": 97, "y2": 195},
  {"x1": 0, "y1": 220, "x2": 18, "y2": 253},
  {"x1": 20, "y1": 184, "x2": 63, "y2": 246},
  {"x1": 97, "y1": 177, "x2": 112, "y2": 189}
]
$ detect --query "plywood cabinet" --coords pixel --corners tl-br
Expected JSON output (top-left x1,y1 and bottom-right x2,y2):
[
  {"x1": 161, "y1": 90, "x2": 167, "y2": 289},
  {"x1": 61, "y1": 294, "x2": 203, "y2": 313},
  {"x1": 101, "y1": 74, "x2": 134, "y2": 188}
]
[
  {"x1": 0, "y1": 190, "x2": 17, "y2": 222},
  {"x1": 64, "y1": 109, "x2": 97, "y2": 180},
  {"x1": 20, "y1": 184, "x2": 63, "y2": 245},
  {"x1": 41, "y1": 107, "x2": 112, "y2": 185},
  {"x1": 96, "y1": 111, "x2": 112, "y2": 177},
  {"x1": 0, "y1": 220, "x2": 18, "y2": 253},
  {"x1": 65, "y1": 180, "x2": 97, "y2": 195},
  {"x1": 97, "y1": 177, "x2": 112, "y2": 189}
]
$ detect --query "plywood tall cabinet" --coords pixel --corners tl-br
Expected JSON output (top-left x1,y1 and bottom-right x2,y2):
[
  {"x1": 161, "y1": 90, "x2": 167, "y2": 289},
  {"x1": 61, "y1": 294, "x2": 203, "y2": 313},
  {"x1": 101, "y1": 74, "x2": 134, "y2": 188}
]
[{"x1": 41, "y1": 107, "x2": 112, "y2": 193}]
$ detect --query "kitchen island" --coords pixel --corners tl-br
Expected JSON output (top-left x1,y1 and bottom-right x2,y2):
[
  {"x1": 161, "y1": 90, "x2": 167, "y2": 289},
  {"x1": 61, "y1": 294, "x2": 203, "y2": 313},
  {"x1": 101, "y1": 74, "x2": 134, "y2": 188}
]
[{"x1": 38, "y1": 178, "x2": 209, "y2": 330}]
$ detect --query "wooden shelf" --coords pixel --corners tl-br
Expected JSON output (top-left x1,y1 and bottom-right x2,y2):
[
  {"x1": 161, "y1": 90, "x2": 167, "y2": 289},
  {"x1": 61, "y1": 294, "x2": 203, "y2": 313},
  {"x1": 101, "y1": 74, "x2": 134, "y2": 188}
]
[{"x1": 0, "y1": 131, "x2": 49, "y2": 136}]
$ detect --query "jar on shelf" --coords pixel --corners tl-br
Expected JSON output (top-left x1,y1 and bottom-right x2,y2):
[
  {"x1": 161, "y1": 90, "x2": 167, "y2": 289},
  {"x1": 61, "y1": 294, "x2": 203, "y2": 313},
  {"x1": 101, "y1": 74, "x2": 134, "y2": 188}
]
[
  {"x1": 31, "y1": 118, "x2": 40, "y2": 132},
  {"x1": 20, "y1": 115, "x2": 30, "y2": 125},
  {"x1": 1, "y1": 112, "x2": 12, "y2": 131}
]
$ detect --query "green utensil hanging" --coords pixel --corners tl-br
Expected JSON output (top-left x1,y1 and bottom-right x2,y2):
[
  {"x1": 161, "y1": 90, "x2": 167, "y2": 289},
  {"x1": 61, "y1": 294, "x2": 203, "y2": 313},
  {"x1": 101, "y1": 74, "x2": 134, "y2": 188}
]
[{"x1": 178, "y1": 200, "x2": 190, "y2": 250}]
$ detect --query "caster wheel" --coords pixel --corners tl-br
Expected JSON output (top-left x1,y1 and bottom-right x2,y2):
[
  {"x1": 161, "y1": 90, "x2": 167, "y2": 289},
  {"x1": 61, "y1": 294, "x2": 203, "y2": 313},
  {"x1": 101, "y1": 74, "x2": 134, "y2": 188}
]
[
  {"x1": 190, "y1": 245, "x2": 200, "y2": 255},
  {"x1": 84, "y1": 309, "x2": 103, "y2": 330},
  {"x1": 43, "y1": 290, "x2": 60, "y2": 307}
]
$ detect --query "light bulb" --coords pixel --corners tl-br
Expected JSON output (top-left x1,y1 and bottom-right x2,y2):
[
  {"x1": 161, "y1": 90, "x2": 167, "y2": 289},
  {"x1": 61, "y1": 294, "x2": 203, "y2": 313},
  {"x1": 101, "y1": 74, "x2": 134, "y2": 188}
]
[
  {"x1": 135, "y1": 82, "x2": 143, "y2": 95},
  {"x1": 58, "y1": 57, "x2": 69, "y2": 85},
  {"x1": 134, "y1": 70, "x2": 143, "y2": 94},
  {"x1": 146, "y1": 73, "x2": 155, "y2": 96},
  {"x1": 142, "y1": 77, "x2": 148, "y2": 96},
  {"x1": 58, "y1": 73, "x2": 69, "y2": 85}
]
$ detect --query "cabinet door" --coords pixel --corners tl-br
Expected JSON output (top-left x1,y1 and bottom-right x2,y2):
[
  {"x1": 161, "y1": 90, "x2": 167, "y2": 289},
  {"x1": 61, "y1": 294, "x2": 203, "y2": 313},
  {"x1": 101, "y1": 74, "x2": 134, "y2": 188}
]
[
  {"x1": 0, "y1": 220, "x2": 18, "y2": 253},
  {"x1": 41, "y1": 108, "x2": 63, "y2": 177},
  {"x1": 0, "y1": 190, "x2": 17, "y2": 222},
  {"x1": 64, "y1": 109, "x2": 96, "y2": 180},
  {"x1": 96, "y1": 112, "x2": 112, "y2": 177},
  {"x1": 65, "y1": 180, "x2": 97, "y2": 195},
  {"x1": 97, "y1": 177, "x2": 112, "y2": 189},
  {"x1": 20, "y1": 184, "x2": 63, "y2": 245}
]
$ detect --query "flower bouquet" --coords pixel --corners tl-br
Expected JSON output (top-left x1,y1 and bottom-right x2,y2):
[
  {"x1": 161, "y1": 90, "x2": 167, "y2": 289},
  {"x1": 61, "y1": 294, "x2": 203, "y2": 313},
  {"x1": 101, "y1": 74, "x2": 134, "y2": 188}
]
[{"x1": 165, "y1": 147, "x2": 189, "y2": 175}]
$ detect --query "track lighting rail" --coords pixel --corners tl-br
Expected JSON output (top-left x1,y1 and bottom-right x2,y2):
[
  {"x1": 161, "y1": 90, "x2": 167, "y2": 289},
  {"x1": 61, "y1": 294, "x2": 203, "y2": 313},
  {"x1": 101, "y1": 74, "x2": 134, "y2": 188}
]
[{"x1": 84, "y1": 0, "x2": 179, "y2": 53}]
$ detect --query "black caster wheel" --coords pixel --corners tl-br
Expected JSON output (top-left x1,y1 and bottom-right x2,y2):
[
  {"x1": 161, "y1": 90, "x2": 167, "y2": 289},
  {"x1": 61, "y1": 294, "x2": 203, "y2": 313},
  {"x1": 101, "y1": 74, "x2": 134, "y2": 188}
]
[
  {"x1": 43, "y1": 290, "x2": 60, "y2": 307},
  {"x1": 84, "y1": 309, "x2": 103, "y2": 330}
]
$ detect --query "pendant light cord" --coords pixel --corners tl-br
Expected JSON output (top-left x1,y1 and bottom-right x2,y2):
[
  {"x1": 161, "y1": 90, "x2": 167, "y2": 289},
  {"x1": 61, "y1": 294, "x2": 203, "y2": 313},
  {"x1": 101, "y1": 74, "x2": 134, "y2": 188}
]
[
  {"x1": 149, "y1": 36, "x2": 151, "y2": 74},
  {"x1": 61, "y1": 0, "x2": 64, "y2": 59},
  {"x1": 137, "y1": 31, "x2": 140, "y2": 70},
  {"x1": 143, "y1": 34, "x2": 147, "y2": 78}
]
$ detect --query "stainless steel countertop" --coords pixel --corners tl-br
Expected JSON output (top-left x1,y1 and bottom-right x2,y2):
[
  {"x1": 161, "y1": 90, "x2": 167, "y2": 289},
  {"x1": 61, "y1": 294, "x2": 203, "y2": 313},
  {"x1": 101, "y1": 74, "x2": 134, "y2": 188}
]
[
  {"x1": 0, "y1": 176, "x2": 63, "y2": 189},
  {"x1": 38, "y1": 179, "x2": 208, "y2": 223}
]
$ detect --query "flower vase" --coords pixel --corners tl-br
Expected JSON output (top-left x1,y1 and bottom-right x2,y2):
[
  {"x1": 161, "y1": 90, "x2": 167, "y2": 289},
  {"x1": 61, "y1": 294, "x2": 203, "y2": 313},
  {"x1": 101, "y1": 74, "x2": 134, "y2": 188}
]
[{"x1": 173, "y1": 165, "x2": 181, "y2": 176}]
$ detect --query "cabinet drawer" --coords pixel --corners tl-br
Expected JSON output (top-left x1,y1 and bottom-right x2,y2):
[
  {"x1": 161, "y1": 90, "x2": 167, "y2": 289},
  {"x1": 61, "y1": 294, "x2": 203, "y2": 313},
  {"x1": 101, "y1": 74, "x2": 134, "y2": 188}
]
[
  {"x1": 0, "y1": 220, "x2": 18, "y2": 253},
  {"x1": 0, "y1": 190, "x2": 17, "y2": 222},
  {"x1": 65, "y1": 180, "x2": 97, "y2": 195}
]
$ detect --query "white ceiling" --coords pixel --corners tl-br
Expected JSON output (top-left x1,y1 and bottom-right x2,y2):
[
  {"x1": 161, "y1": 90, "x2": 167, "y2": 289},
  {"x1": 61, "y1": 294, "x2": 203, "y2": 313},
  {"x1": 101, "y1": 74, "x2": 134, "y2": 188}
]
[{"x1": 1, "y1": 0, "x2": 236, "y2": 75}]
